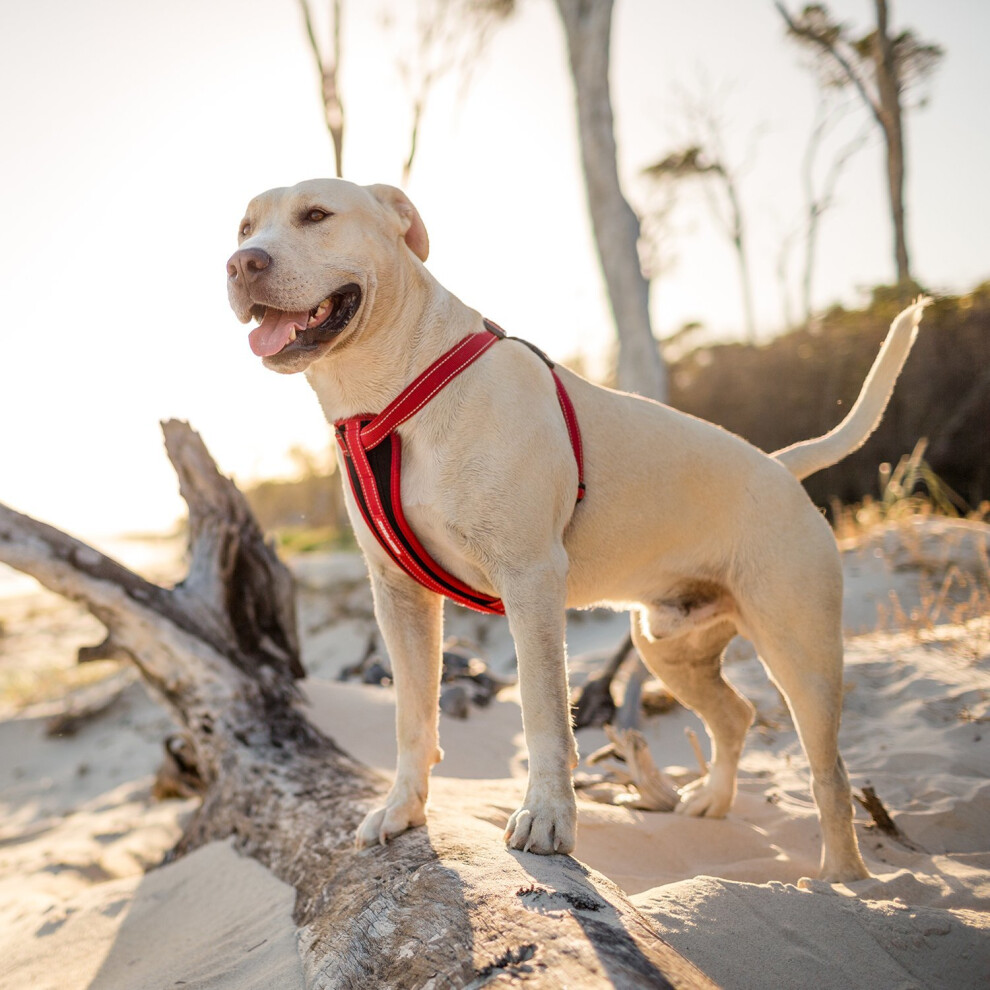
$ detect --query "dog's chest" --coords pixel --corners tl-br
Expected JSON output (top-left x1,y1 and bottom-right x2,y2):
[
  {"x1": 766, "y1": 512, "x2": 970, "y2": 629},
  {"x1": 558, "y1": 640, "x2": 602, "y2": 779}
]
[{"x1": 394, "y1": 434, "x2": 498, "y2": 594}]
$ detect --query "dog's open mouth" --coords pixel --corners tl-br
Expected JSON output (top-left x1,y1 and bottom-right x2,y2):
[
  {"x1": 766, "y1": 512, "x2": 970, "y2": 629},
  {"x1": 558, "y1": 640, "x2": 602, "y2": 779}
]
[{"x1": 248, "y1": 283, "x2": 362, "y2": 358}]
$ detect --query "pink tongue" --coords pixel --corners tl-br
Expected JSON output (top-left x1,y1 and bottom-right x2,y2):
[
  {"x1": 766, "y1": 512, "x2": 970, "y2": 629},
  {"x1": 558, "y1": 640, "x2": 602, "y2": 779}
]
[{"x1": 248, "y1": 309, "x2": 309, "y2": 357}]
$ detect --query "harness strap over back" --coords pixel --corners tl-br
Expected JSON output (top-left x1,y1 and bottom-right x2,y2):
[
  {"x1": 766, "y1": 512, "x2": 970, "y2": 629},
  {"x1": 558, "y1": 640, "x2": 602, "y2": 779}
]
[{"x1": 334, "y1": 319, "x2": 585, "y2": 615}]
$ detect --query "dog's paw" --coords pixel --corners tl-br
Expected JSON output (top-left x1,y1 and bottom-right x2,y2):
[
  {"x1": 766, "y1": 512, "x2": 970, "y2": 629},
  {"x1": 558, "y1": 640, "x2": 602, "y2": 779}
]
[
  {"x1": 503, "y1": 792, "x2": 576, "y2": 855},
  {"x1": 814, "y1": 857, "x2": 871, "y2": 885},
  {"x1": 675, "y1": 775, "x2": 734, "y2": 818},
  {"x1": 354, "y1": 792, "x2": 427, "y2": 850}
]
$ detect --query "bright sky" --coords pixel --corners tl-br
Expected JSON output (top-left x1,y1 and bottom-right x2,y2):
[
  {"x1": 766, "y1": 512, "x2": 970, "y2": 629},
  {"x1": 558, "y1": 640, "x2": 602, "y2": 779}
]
[{"x1": 1, "y1": 0, "x2": 987, "y2": 540}]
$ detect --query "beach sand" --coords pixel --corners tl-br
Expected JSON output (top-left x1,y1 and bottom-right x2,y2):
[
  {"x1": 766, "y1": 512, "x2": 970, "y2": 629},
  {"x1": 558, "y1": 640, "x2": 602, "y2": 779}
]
[{"x1": 1, "y1": 517, "x2": 988, "y2": 988}]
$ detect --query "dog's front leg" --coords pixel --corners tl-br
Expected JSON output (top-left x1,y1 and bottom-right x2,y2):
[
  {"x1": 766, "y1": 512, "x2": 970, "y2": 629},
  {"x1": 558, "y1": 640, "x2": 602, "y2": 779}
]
[
  {"x1": 355, "y1": 563, "x2": 444, "y2": 849},
  {"x1": 502, "y1": 557, "x2": 578, "y2": 855}
]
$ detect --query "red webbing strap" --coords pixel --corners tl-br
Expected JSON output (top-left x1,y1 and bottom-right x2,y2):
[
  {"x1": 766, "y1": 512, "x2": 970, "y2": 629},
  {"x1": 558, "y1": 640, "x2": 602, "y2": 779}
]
[
  {"x1": 358, "y1": 330, "x2": 500, "y2": 451},
  {"x1": 333, "y1": 322, "x2": 585, "y2": 613},
  {"x1": 486, "y1": 320, "x2": 585, "y2": 504},
  {"x1": 384, "y1": 431, "x2": 505, "y2": 612},
  {"x1": 339, "y1": 418, "x2": 505, "y2": 611},
  {"x1": 340, "y1": 419, "x2": 405, "y2": 564},
  {"x1": 552, "y1": 369, "x2": 586, "y2": 502}
]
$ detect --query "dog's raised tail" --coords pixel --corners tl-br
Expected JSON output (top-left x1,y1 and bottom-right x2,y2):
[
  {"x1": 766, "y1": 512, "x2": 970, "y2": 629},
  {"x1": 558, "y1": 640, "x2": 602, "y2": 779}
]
[{"x1": 773, "y1": 297, "x2": 931, "y2": 482}]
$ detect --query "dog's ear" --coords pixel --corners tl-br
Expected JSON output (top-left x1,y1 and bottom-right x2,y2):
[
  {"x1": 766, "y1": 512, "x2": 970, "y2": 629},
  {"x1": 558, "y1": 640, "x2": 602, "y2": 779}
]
[{"x1": 367, "y1": 184, "x2": 430, "y2": 262}]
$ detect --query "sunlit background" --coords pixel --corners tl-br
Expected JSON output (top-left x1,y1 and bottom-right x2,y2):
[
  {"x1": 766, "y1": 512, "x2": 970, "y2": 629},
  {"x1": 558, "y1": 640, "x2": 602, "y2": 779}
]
[{"x1": 2, "y1": 0, "x2": 987, "y2": 540}]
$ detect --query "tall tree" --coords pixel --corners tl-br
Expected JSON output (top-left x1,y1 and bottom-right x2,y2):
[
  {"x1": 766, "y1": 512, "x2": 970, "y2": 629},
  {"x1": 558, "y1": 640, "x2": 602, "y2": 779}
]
[
  {"x1": 642, "y1": 84, "x2": 760, "y2": 344},
  {"x1": 388, "y1": 0, "x2": 515, "y2": 184},
  {"x1": 775, "y1": 1, "x2": 943, "y2": 289},
  {"x1": 554, "y1": 0, "x2": 668, "y2": 402},
  {"x1": 797, "y1": 93, "x2": 870, "y2": 324},
  {"x1": 775, "y1": 91, "x2": 870, "y2": 329},
  {"x1": 299, "y1": 0, "x2": 345, "y2": 177}
]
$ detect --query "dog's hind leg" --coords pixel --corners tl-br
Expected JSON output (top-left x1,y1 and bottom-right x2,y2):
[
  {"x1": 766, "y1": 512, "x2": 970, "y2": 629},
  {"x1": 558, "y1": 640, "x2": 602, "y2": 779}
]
[
  {"x1": 745, "y1": 612, "x2": 869, "y2": 882},
  {"x1": 501, "y1": 550, "x2": 579, "y2": 856},
  {"x1": 734, "y1": 519, "x2": 869, "y2": 881},
  {"x1": 631, "y1": 615, "x2": 753, "y2": 818},
  {"x1": 355, "y1": 563, "x2": 445, "y2": 849}
]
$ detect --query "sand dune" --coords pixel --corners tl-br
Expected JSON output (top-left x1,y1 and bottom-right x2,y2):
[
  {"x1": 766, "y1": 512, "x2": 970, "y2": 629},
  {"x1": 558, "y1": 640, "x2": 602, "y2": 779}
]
[{"x1": 0, "y1": 518, "x2": 987, "y2": 988}]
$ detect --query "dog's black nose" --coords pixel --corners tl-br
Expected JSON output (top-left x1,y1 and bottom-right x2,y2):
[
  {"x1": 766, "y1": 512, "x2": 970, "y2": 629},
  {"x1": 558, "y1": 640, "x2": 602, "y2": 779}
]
[{"x1": 226, "y1": 247, "x2": 272, "y2": 283}]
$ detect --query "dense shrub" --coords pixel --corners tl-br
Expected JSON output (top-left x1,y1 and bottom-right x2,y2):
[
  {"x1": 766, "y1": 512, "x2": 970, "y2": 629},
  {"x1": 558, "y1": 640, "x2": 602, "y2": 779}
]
[{"x1": 668, "y1": 287, "x2": 990, "y2": 512}]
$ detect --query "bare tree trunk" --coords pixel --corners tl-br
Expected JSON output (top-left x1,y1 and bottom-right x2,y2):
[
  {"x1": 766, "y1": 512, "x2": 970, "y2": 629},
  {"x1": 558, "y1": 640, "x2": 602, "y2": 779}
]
[
  {"x1": 774, "y1": 0, "x2": 936, "y2": 291},
  {"x1": 401, "y1": 97, "x2": 424, "y2": 186},
  {"x1": 728, "y1": 205, "x2": 756, "y2": 344},
  {"x1": 800, "y1": 100, "x2": 830, "y2": 326},
  {"x1": 799, "y1": 97, "x2": 870, "y2": 324},
  {"x1": 300, "y1": 0, "x2": 345, "y2": 177},
  {"x1": 642, "y1": 88, "x2": 759, "y2": 344},
  {"x1": 0, "y1": 420, "x2": 714, "y2": 989},
  {"x1": 775, "y1": 226, "x2": 798, "y2": 331},
  {"x1": 394, "y1": 1, "x2": 515, "y2": 186},
  {"x1": 554, "y1": 0, "x2": 667, "y2": 402},
  {"x1": 873, "y1": 0, "x2": 911, "y2": 287}
]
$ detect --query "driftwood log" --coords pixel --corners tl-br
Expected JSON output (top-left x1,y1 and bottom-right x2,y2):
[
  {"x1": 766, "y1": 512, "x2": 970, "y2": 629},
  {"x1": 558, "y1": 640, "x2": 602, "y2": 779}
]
[
  {"x1": 570, "y1": 633, "x2": 671, "y2": 731},
  {"x1": 570, "y1": 634, "x2": 629, "y2": 729},
  {"x1": 0, "y1": 420, "x2": 715, "y2": 989},
  {"x1": 856, "y1": 785, "x2": 926, "y2": 853}
]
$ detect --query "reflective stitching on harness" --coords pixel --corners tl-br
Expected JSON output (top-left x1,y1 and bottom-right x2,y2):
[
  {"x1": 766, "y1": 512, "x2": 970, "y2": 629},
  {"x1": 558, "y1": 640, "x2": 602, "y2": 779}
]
[
  {"x1": 346, "y1": 423, "x2": 406, "y2": 562},
  {"x1": 359, "y1": 333, "x2": 497, "y2": 450},
  {"x1": 334, "y1": 322, "x2": 584, "y2": 613},
  {"x1": 386, "y1": 432, "x2": 498, "y2": 603},
  {"x1": 370, "y1": 336, "x2": 491, "y2": 439},
  {"x1": 345, "y1": 423, "x2": 463, "y2": 601}
]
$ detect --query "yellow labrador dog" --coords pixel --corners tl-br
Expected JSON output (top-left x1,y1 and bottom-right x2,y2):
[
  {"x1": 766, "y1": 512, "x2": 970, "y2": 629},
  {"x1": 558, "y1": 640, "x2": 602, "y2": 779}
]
[{"x1": 227, "y1": 178, "x2": 928, "y2": 882}]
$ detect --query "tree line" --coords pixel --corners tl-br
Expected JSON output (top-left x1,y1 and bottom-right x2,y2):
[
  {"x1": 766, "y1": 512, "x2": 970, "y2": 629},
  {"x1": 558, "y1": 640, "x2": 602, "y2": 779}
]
[{"x1": 297, "y1": 1, "x2": 945, "y2": 398}]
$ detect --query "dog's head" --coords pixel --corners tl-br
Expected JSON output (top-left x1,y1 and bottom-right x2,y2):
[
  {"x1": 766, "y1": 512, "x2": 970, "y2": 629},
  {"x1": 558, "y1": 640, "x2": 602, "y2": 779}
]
[{"x1": 226, "y1": 179, "x2": 429, "y2": 374}]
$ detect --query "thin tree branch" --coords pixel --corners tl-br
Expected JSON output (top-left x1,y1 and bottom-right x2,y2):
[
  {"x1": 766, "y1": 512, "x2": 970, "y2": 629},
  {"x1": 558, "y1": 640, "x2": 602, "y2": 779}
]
[{"x1": 774, "y1": 0, "x2": 885, "y2": 129}]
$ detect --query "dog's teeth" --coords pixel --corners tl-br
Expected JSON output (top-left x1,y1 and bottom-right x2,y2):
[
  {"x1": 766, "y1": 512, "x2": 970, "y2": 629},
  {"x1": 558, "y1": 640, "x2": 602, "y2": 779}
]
[{"x1": 289, "y1": 327, "x2": 297, "y2": 342}]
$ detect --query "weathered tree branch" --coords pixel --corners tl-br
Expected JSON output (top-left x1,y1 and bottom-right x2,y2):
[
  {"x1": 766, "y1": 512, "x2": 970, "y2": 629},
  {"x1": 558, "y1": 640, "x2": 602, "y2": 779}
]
[
  {"x1": 774, "y1": 1, "x2": 882, "y2": 124},
  {"x1": 855, "y1": 784, "x2": 925, "y2": 853},
  {"x1": 588, "y1": 726, "x2": 681, "y2": 812},
  {"x1": 570, "y1": 632, "x2": 631, "y2": 729},
  {"x1": 0, "y1": 419, "x2": 714, "y2": 988}
]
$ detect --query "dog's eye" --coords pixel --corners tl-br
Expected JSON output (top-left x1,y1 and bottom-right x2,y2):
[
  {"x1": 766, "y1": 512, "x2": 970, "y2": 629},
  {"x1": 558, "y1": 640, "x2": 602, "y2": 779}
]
[
  {"x1": 239, "y1": 221, "x2": 251, "y2": 237},
  {"x1": 304, "y1": 208, "x2": 331, "y2": 223}
]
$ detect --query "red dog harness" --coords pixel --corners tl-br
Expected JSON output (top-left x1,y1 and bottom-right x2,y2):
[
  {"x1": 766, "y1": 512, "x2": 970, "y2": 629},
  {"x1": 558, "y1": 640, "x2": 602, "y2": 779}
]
[{"x1": 334, "y1": 320, "x2": 585, "y2": 615}]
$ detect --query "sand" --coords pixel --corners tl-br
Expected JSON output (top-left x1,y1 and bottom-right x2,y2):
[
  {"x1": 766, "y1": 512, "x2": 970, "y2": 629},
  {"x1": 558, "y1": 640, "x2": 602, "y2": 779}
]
[{"x1": 1, "y1": 517, "x2": 988, "y2": 988}]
